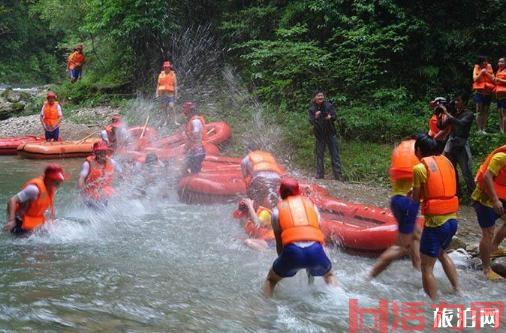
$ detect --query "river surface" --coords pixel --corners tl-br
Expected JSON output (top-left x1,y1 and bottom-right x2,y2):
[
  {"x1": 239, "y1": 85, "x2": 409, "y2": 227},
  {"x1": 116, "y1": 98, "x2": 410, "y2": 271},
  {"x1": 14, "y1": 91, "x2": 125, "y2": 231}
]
[{"x1": 0, "y1": 156, "x2": 503, "y2": 332}]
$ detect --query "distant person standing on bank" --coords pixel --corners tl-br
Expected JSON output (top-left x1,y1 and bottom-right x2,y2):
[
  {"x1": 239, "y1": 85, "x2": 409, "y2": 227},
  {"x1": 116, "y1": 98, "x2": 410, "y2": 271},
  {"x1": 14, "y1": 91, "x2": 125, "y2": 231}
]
[
  {"x1": 40, "y1": 91, "x2": 62, "y2": 142},
  {"x1": 308, "y1": 92, "x2": 343, "y2": 180},
  {"x1": 67, "y1": 44, "x2": 86, "y2": 83}
]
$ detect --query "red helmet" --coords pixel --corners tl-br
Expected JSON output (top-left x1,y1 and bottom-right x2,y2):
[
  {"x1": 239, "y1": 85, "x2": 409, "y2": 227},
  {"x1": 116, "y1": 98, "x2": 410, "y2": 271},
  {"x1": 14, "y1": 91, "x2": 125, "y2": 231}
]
[
  {"x1": 47, "y1": 91, "x2": 56, "y2": 98},
  {"x1": 163, "y1": 61, "x2": 171, "y2": 68},
  {"x1": 279, "y1": 177, "x2": 300, "y2": 199},
  {"x1": 183, "y1": 101, "x2": 195, "y2": 114},
  {"x1": 44, "y1": 164, "x2": 65, "y2": 181},
  {"x1": 93, "y1": 141, "x2": 110, "y2": 152}
]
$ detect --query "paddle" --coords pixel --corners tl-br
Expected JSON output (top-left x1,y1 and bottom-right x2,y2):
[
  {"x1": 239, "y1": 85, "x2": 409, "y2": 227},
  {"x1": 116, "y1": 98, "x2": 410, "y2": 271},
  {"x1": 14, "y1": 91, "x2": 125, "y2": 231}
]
[
  {"x1": 139, "y1": 115, "x2": 150, "y2": 139},
  {"x1": 76, "y1": 132, "x2": 96, "y2": 144}
]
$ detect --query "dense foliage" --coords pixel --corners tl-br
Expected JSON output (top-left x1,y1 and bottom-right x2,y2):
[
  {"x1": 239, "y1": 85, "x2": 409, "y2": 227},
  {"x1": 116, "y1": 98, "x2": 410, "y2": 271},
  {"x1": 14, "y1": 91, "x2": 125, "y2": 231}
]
[{"x1": 1, "y1": 1, "x2": 505, "y2": 179}]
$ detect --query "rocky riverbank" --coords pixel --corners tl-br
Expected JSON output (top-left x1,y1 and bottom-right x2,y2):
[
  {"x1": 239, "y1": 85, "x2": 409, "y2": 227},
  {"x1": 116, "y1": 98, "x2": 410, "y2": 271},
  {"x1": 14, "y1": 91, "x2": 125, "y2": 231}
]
[{"x1": 0, "y1": 105, "x2": 121, "y2": 140}]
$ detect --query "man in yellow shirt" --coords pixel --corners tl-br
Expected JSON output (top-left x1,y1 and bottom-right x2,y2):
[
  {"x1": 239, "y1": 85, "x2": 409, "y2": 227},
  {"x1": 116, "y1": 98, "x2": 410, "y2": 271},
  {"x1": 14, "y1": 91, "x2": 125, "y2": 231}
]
[
  {"x1": 471, "y1": 146, "x2": 506, "y2": 280},
  {"x1": 412, "y1": 134, "x2": 460, "y2": 300}
]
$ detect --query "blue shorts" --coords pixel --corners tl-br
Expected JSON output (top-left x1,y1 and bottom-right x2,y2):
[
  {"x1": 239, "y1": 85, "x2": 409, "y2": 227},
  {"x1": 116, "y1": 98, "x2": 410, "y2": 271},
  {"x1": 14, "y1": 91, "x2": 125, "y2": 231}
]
[
  {"x1": 497, "y1": 99, "x2": 506, "y2": 109},
  {"x1": 45, "y1": 127, "x2": 59, "y2": 141},
  {"x1": 186, "y1": 151, "x2": 205, "y2": 174},
  {"x1": 420, "y1": 219, "x2": 458, "y2": 257},
  {"x1": 473, "y1": 201, "x2": 504, "y2": 228},
  {"x1": 474, "y1": 93, "x2": 492, "y2": 106},
  {"x1": 390, "y1": 195, "x2": 419, "y2": 234},
  {"x1": 70, "y1": 69, "x2": 82, "y2": 80},
  {"x1": 272, "y1": 242, "x2": 332, "y2": 278},
  {"x1": 159, "y1": 95, "x2": 175, "y2": 106}
]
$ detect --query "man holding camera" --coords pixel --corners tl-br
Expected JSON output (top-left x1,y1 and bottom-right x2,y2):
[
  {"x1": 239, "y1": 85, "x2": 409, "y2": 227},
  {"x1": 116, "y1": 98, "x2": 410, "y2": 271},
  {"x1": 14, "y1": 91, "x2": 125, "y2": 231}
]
[
  {"x1": 436, "y1": 94, "x2": 475, "y2": 197},
  {"x1": 308, "y1": 92, "x2": 343, "y2": 181}
]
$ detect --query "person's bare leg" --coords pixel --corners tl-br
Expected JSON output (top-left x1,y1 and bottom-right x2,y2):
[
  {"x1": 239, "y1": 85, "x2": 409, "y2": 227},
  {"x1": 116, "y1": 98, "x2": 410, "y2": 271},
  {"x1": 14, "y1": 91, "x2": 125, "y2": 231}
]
[
  {"x1": 369, "y1": 245, "x2": 408, "y2": 278},
  {"x1": 323, "y1": 270, "x2": 337, "y2": 287},
  {"x1": 438, "y1": 251, "x2": 459, "y2": 293},
  {"x1": 482, "y1": 104, "x2": 490, "y2": 131},
  {"x1": 476, "y1": 103, "x2": 483, "y2": 131},
  {"x1": 492, "y1": 223, "x2": 506, "y2": 252},
  {"x1": 262, "y1": 269, "x2": 283, "y2": 297},
  {"x1": 480, "y1": 226, "x2": 495, "y2": 274},
  {"x1": 410, "y1": 227, "x2": 422, "y2": 271},
  {"x1": 170, "y1": 102, "x2": 178, "y2": 125},
  {"x1": 421, "y1": 254, "x2": 438, "y2": 300},
  {"x1": 499, "y1": 108, "x2": 505, "y2": 133},
  {"x1": 370, "y1": 232, "x2": 414, "y2": 278},
  {"x1": 244, "y1": 239, "x2": 269, "y2": 251}
]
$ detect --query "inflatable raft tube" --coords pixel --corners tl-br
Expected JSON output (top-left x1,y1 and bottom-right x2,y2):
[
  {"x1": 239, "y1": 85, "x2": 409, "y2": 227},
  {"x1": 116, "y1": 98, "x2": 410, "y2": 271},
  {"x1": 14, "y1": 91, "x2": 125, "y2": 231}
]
[
  {"x1": 125, "y1": 143, "x2": 221, "y2": 163},
  {"x1": 178, "y1": 170, "x2": 246, "y2": 204},
  {"x1": 157, "y1": 121, "x2": 232, "y2": 148},
  {"x1": 17, "y1": 138, "x2": 101, "y2": 159},
  {"x1": 318, "y1": 196, "x2": 424, "y2": 251},
  {"x1": 0, "y1": 136, "x2": 45, "y2": 155}
]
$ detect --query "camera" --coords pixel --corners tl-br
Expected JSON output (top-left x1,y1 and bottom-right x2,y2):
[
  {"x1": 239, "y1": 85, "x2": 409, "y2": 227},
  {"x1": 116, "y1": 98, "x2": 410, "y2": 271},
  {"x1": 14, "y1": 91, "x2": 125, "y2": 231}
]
[{"x1": 432, "y1": 97, "x2": 456, "y2": 115}]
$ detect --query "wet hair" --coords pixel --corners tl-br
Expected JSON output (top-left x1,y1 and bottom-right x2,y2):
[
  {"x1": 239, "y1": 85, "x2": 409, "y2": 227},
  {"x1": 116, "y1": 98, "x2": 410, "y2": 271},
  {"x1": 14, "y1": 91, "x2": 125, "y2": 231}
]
[
  {"x1": 414, "y1": 133, "x2": 437, "y2": 157},
  {"x1": 246, "y1": 142, "x2": 262, "y2": 152},
  {"x1": 453, "y1": 91, "x2": 470, "y2": 104},
  {"x1": 279, "y1": 178, "x2": 300, "y2": 199},
  {"x1": 145, "y1": 153, "x2": 159, "y2": 164},
  {"x1": 476, "y1": 55, "x2": 488, "y2": 65}
]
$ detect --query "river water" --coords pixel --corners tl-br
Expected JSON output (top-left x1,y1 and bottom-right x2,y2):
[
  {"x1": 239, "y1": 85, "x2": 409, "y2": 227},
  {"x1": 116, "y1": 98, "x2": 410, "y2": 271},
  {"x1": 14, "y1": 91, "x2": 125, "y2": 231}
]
[{"x1": 0, "y1": 156, "x2": 503, "y2": 332}]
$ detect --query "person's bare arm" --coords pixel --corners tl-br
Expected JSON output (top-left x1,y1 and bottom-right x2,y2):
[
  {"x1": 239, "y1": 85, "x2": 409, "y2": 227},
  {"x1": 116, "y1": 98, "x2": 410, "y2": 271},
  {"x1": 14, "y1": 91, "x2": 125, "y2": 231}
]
[
  {"x1": 4, "y1": 195, "x2": 20, "y2": 231},
  {"x1": 411, "y1": 186, "x2": 421, "y2": 203},
  {"x1": 271, "y1": 209, "x2": 283, "y2": 255},
  {"x1": 483, "y1": 170, "x2": 504, "y2": 216},
  {"x1": 244, "y1": 198, "x2": 260, "y2": 226}
]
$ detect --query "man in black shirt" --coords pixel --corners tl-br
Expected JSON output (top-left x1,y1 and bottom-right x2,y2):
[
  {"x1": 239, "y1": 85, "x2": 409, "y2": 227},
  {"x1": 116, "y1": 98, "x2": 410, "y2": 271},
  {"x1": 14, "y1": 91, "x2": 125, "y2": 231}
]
[
  {"x1": 440, "y1": 93, "x2": 476, "y2": 196},
  {"x1": 308, "y1": 92, "x2": 343, "y2": 180}
]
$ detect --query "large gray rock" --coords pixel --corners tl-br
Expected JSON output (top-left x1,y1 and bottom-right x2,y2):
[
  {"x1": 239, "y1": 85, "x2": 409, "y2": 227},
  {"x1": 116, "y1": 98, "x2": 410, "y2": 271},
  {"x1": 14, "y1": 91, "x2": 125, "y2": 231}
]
[
  {"x1": 491, "y1": 256, "x2": 506, "y2": 278},
  {"x1": 0, "y1": 88, "x2": 41, "y2": 120}
]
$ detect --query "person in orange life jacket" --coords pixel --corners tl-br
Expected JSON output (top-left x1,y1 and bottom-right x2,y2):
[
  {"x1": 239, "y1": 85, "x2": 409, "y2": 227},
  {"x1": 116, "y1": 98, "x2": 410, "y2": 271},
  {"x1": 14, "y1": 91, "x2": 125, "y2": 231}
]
[
  {"x1": 67, "y1": 44, "x2": 85, "y2": 83},
  {"x1": 427, "y1": 97, "x2": 451, "y2": 155},
  {"x1": 235, "y1": 191, "x2": 280, "y2": 251},
  {"x1": 241, "y1": 145, "x2": 283, "y2": 208},
  {"x1": 473, "y1": 56, "x2": 495, "y2": 133},
  {"x1": 262, "y1": 178, "x2": 337, "y2": 297},
  {"x1": 495, "y1": 57, "x2": 506, "y2": 133},
  {"x1": 308, "y1": 91, "x2": 343, "y2": 180},
  {"x1": 78, "y1": 142, "x2": 122, "y2": 207},
  {"x1": 156, "y1": 61, "x2": 178, "y2": 126},
  {"x1": 369, "y1": 138, "x2": 421, "y2": 279},
  {"x1": 471, "y1": 145, "x2": 506, "y2": 281},
  {"x1": 4, "y1": 164, "x2": 65, "y2": 235},
  {"x1": 101, "y1": 115, "x2": 129, "y2": 151},
  {"x1": 182, "y1": 102, "x2": 206, "y2": 174},
  {"x1": 40, "y1": 91, "x2": 63, "y2": 142},
  {"x1": 412, "y1": 134, "x2": 460, "y2": 300},
  {"x1": 439, "y1": 93, "x2": 475, "y2": 198}
]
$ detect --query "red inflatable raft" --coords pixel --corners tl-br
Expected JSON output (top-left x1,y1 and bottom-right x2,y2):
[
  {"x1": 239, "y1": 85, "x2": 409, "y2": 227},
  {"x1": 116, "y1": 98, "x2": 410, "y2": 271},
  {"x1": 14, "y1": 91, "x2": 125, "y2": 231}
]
[
  {"x1": 157, "y1": 122, "x2": 231, "y2": 148},
  {"x1": 0, "y1": 136, "x2": 45, "y2": 155},
  {"x1": 17, "y1": 138, "x2": 101, "y2": 159},
  {"x1": 178, "y1": 156, "x2": 246, "y2": 204}
]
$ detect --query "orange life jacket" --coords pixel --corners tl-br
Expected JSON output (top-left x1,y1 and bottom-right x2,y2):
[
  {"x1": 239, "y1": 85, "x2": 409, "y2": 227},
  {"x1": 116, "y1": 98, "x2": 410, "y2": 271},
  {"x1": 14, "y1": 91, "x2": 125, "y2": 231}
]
[
  {"x1": 472, "y1": 64, "x2": 495, "y2": 94},
  {"x1": 277, "y1": 195, "x2": 324, "y2": 246},
  {"x1": 248, "y1": 151, "x2": 283, "y2": 175},
  {"x1": 157, "y1": 71, "x2": 176, "y2": 93},
  {"x1": 67, "y1": 51, "x2": 85, "y2": 70},
  {"x1": 494, "y1": 68, "x2": 506, "y2": 98},
  {"x1": 389, "y1": 140, "x2": 419, "y2": 182},
  {"x1": 428, "y1": 115, "x2": 439, "y2": 138},
  {"x1": 475, "y1": 145, "x2": 506, "y2": 200},
  {"x1": 18, "y1": 177, "x2": 54, "y2": 231},
  {"x1": 84, "y1": 156, "x2": 115, "y2": 201},
  {"x1": 420, "y1": 155, "x2": 459, "y2": 215},
  {"x1": 42, "y1": 102, "x2": 60, "y2": 127}
]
